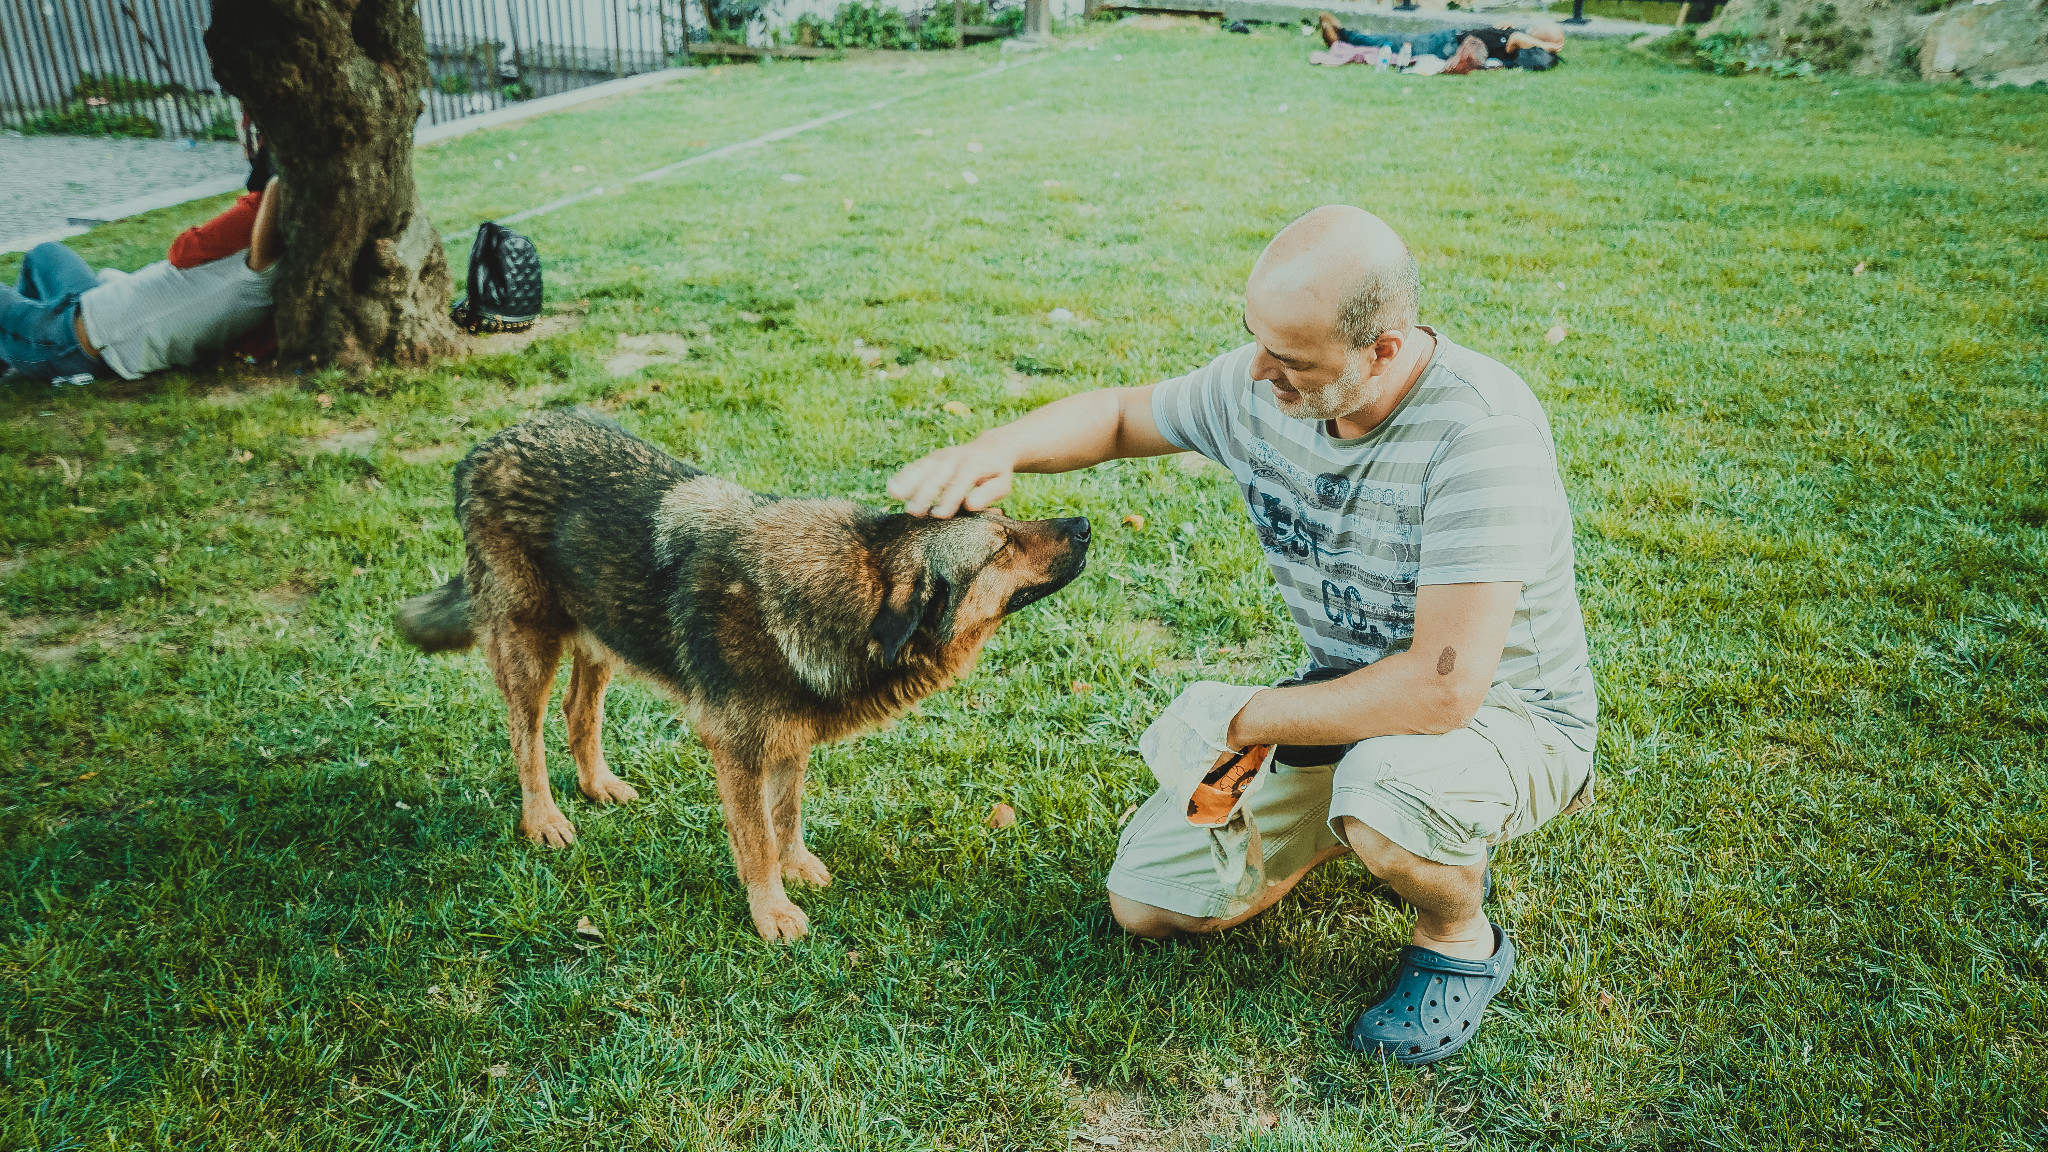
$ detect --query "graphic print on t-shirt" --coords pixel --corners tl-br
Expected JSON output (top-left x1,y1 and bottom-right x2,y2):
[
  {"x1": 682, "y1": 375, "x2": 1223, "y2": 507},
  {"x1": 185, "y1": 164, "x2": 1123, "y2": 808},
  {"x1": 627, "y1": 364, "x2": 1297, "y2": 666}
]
[{"x1": 1244, "y1": 439, "x2": 1419, "y2": 662}]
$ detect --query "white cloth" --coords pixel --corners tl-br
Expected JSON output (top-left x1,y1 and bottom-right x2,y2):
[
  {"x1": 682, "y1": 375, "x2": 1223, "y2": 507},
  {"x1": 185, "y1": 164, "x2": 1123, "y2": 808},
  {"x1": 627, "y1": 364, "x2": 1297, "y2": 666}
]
[
  {"x1": 1138, "y1": 681, "x2": 1276, "y2": 901},
  {"x1": 79, "y1": 253, "x2": 276, "y2": 380}
]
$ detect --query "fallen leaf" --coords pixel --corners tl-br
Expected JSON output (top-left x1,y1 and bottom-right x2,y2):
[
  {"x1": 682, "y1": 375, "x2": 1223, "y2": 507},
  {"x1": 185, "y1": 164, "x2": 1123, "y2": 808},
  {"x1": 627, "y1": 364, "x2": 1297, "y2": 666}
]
[
  {"x1": 575, "y1": 916, "x2": 604, "y2": 941},
  {"x1": 1853, "y1": 261, "x2": 1867, "y2": 276},
  {"x1": 914, "y1": 127, "x2": 934, "y2": 137},
  {"x1": 1598, "y1": 990, "x2": 1615, "y2": 1011},
  {"x1": 316, "y1": 392, "x2": 333, "y2": 409},
  {"x1": 961, "y1": 170, "x2": 979, "y2": 185},
  {"x1": 943, "y1": 400, "x2": 973, "y2": 416},
  {"x1": 487, "y1": 1063, "x2": 510, "y2": 1079},
  {"x1": 1048, "y1": 307, "x2": 1075, "y2": 322},
  {"x1": 780, "y1": 172, "x2": 804, "y2": 183},
  {"x1": 737, "y1": 311, "x2": 763, "y2": 324},
  {"x1": 846, "y1": 950, "x2": 863, "y2": 966},
  {"x1": 1117, "y1": 803, "x2": 1139, "y2": 827},
  {"x1": 351, "y1": 566, "x2": 367, "y2": 577},
  {"x1": 843, "y1": 198, "x2": 855, "y2": 211},
  {"x1": 1121, "y1": 513, "x2": 1145, "y2": 530},
  {"x1": 1256, "y1": 1112, "x2": 1279, "y2": 1130},
  {"x1": 395, "y1": 800, "x2": 411, "y2": 810},
  {"x1": 857, "y1": 346, "x2": 885, "y2": 367},
  {"x1": 1042, "y1": 179, "x2": 1061, "y2": 188},
  {"x1": 1544, "y1": 324, "x2": 1567, "y2": 345},
  {"x1": 75, "y1": 771, "x2": 97, "y2": 781},
  {"x1": 985, "y1": 802, "x2": 1017, "y2": 829},
  {"x1": 1078, "y1": 1136, "x2": 1121, "y2": 1147},
  {"x1": 967, "y1": 141, "x2": 983, "y2": 153},
  {"x1": 234, "y1": 449, "x2": 253, "y2": 463},
  {"x1": 1071, "y1": 680, "x2": 1093, "y2": 694}
]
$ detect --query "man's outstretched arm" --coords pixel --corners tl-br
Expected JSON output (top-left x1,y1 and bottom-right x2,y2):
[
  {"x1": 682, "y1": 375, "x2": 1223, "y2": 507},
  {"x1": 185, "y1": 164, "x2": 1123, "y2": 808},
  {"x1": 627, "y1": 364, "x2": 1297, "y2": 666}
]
[
  {"x1": 1225, "y1": 581, "x2": 1522, "y2": 747},
  {"x1": 247, "y1": 177, "x2": 284, "y2": 273},
  {"x1": 887, "y1": 384, "x2": 1178, "y2": 518}
]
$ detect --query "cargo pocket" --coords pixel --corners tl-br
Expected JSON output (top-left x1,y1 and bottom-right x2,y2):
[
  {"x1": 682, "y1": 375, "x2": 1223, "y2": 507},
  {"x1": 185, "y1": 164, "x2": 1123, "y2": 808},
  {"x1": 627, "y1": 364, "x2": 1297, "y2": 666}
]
[{"x1": 1372, "y1": 729, "x2": 1516, "y2": 853}]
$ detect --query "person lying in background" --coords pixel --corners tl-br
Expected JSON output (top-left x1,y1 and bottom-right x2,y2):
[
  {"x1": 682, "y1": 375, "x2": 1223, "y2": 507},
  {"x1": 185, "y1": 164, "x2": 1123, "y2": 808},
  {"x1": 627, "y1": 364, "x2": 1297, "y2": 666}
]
[
  {"x1": 0, "y1": 176, "x2": 283, "y2": 384},
  {"x1": 1313, "y1": 12, "x2": 1565, "y2": 73}
]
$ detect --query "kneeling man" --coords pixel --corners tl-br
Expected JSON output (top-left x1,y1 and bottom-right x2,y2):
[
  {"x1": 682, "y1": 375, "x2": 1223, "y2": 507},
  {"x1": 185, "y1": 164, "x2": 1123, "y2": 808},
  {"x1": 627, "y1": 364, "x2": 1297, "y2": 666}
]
[{"x1": 889, "y1": 205, "x2": 1596, "y2": 1065}]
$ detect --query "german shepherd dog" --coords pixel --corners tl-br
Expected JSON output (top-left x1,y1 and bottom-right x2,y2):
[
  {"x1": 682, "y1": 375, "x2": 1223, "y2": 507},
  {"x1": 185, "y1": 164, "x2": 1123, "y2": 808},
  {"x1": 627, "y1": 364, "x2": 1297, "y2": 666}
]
[{"x1": 395, "y1": 409, "x2": 1089, "y2": 941}]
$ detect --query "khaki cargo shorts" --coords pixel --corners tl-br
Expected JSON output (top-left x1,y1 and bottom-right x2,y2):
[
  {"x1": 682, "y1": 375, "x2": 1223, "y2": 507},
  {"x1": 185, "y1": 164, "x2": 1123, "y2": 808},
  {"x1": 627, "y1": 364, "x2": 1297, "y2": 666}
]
[{"x1": 1107, "y1": 686, "x2": 1596, "y2": 921}]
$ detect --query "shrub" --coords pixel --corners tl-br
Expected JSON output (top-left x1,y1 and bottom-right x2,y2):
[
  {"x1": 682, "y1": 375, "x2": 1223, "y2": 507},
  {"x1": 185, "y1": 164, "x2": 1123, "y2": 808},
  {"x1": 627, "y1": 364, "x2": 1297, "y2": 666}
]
[
  {"x1": 72, "y1": 72, "x2": 185, "y2": 102},
  {"x1": 21, "y1": 103, "x2": 160, "y2": 137}
]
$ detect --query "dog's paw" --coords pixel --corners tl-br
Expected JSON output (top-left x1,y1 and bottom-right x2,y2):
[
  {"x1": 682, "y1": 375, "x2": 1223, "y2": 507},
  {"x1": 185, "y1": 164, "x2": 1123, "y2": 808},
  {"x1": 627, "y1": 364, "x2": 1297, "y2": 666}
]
[
  {"x1": 782, "y1": 848, "x2": 833, "y2": 889},
  {"x1": 580, "y1": 772, "x2": 641, "y2": 806},
  {"x1": 749, "y1": 896, "x2": 811, "y2": 943},
  {"x1": 519, "y1": 806, "x2": 578, "y2": 848}
]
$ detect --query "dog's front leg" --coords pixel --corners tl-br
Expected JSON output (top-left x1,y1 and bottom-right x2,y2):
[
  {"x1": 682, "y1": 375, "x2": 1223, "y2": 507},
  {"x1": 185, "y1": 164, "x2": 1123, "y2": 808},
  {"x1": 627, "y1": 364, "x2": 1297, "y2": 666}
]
[
  {"x1": 767, "y1": 748, "x2": 832, "y2": 889},
  {"x1": 709, "y1": 740, "x2": 810, "y2": 942}
]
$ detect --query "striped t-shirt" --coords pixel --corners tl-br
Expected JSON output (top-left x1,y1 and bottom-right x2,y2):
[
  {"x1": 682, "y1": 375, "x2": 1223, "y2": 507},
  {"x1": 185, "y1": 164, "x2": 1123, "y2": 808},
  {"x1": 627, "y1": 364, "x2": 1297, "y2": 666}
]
[{"x1": 1151, "y1": 329, "x2": 1597, "y2": 750}]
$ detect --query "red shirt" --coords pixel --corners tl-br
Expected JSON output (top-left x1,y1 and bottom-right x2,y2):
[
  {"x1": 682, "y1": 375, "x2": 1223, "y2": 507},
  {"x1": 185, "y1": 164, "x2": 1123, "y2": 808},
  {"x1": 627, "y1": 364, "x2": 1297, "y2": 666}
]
[{"x1": 169, "y1": 191, "x2": 276, "y2": 359}]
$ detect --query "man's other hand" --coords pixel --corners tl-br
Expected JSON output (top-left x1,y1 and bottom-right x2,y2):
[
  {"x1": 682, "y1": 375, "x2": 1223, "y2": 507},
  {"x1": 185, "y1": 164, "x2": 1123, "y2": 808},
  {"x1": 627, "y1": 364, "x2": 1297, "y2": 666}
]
[{"x1": 887, "y1": 442, "x2": 1016, "y2": 518}]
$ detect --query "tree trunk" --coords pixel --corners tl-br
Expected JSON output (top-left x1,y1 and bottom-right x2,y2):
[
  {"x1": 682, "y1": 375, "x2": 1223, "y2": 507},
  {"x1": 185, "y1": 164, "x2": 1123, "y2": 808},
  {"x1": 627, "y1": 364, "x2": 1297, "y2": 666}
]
[{"x1": 206, "y1": 0, "x2": 458, "y2": 372}]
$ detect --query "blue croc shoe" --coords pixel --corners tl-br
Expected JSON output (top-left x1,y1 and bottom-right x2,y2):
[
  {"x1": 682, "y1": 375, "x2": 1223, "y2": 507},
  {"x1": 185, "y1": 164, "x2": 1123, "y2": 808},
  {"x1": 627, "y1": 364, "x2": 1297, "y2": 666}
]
[{"x1": 1347, "y1": 924, "x2": 1515, "y2": 1066}]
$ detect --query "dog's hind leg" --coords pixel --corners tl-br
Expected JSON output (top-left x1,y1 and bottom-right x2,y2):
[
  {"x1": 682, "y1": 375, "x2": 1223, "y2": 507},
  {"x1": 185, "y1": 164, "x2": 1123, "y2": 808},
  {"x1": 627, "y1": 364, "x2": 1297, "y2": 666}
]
[
  {"x1": 768, "y1": 748, "x2": 832, "y2": 889},
  {"x1": 485, "y1": 623, "x2": 575, "y2": 848},
  {"x1": 706, "y1": 730, "x2": 811, "y2": 942},
  {"x1": 564, "y1": 644, "x2": 641, "y2": 807}
]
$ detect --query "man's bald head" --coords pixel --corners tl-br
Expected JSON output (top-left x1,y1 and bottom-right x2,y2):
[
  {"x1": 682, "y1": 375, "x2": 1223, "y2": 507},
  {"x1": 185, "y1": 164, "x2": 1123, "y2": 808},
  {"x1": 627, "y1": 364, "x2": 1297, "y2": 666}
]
[{"x1": 1248, "y1": 205, "x2": 1420, "y2": 350}]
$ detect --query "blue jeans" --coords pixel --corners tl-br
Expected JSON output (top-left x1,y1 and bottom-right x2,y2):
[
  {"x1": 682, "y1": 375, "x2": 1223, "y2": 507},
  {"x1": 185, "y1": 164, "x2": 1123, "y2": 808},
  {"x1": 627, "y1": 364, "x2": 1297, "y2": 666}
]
[
  {"x1": 1338, "y1": 28, "x2": 1462, "y2": 58},
  {"x1": 0, "y1": 242, "x2": 102, "y2": 381}
]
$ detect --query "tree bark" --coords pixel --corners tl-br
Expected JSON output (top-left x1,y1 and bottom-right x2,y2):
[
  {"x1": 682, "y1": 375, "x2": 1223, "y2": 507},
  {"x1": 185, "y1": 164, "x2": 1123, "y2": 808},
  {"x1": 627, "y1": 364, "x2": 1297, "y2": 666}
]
[{"x1": 206, "y1": 0, "x2": 459, "y2": 372}]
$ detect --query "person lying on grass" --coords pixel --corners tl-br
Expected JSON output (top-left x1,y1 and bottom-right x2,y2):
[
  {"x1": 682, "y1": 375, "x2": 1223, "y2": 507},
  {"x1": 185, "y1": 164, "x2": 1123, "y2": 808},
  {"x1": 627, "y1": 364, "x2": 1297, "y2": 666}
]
[
  {"x1": 0, "y1": 176, "x2": 283, "y2": 384},
  {"x1": 888, "y1": 205, "x2": 1597, "y2": 1066},
  {"x1": 1314, "y1": 11, "x2": 1565, "y2": 73}
]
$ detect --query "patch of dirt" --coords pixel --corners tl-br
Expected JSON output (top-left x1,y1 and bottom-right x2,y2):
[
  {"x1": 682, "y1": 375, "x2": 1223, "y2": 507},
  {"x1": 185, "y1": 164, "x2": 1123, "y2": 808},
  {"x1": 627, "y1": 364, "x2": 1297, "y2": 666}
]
[
  {"x1": 304, "y1": 427, "x2": 379, "y2": 456},
  {"x1": 463, "y1": 312, "x2": 578, "y2": 359},
  {"x1": 604, "y1": 332, "x2": 692, "y2": 377},
  {"x1": 253, "y1": 583, "x2": 311, "y2": 616},
  {"x1": 0, "y1": 556, "x2": 25, "y2": 580},
  {"x1": 1118, "y1": 14, "x2": 1217, "y2": 32},
  {"x1": 1068, "y1": 1085, "x2": 1286, "y2": 1151},
  {"x1": 2, "y1": 613, "x2": 141, "y2": 666},
  {"x1": 398, "y1": 442, "x2": 465, "y2": 466}
]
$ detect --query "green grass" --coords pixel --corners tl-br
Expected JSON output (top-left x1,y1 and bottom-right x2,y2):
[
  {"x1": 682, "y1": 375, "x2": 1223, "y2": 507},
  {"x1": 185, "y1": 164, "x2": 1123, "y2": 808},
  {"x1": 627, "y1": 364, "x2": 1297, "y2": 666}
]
[{"x1": 5, "y1": 27, "x2": 2048, "y2": 1150}]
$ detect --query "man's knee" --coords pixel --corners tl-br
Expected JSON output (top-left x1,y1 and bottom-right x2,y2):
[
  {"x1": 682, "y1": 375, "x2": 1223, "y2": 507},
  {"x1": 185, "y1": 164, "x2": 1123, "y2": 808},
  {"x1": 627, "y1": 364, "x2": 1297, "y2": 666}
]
[
  {"x1": 1337, "y1": 815, "x2": 1433, "y2": 882},
  {"x1": 1108, "y1": 890, "x2": 1221, "y2": 939}
]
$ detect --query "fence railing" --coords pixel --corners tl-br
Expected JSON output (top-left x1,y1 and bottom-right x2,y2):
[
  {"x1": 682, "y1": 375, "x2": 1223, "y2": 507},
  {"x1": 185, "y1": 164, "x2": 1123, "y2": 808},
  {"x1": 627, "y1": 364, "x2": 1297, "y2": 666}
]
[{"x1": 1, "y1": 0, "x2": 699, "y2": 141}]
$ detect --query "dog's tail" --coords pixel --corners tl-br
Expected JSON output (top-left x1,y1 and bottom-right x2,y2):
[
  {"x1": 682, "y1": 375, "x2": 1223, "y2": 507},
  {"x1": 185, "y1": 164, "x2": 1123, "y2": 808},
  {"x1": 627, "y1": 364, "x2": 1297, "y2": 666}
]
[{"x1": 395, "y1": 577, "x2": 474, "y2": 653}]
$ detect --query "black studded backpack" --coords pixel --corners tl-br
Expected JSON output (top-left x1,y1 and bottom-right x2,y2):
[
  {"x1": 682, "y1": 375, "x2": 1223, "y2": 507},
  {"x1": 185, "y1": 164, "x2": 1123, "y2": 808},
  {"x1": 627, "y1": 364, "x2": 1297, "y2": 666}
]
[{"x1": 451, "y1": 221, "x2": 542, "y2": 334}]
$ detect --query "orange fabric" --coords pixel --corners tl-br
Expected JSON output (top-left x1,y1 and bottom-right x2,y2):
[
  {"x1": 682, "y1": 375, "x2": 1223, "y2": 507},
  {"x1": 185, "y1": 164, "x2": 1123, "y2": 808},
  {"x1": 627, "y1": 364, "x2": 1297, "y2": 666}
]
[
  {"x1": 168, "y1": 190, "x2": 277, "y2": 361},
  {"x1": 168, "y1": 191, "x2": 262, "y2": 269},
  {"x1": 1185, "y1": 745, "x2": 1271, "y2": 826}
]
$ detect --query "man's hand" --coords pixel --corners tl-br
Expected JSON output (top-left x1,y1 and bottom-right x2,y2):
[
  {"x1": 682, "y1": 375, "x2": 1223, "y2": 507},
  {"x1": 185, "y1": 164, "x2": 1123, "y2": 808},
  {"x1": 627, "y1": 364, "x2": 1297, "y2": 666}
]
[
  {"x1": 887, "y1": 442, "x2": 1017, "y2": 519},
  {"x1": 886, "y1": 384, "x2": 1176, "y2": 518}
]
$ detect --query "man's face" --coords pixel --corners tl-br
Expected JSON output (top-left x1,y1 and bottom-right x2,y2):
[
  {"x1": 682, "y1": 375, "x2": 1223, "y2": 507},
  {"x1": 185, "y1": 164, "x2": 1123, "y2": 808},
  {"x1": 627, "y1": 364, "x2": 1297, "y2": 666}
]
[{"x1": 1244, "y1": 297, "x2": 1380, "y2": 422}]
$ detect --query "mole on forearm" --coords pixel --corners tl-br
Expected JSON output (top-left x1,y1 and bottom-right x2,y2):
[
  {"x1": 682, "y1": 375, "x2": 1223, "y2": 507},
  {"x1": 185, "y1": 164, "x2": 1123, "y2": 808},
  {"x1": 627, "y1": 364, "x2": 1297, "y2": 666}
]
[{"x1": 1436, "y1": 646, "x2": 1456, "y2": 676}]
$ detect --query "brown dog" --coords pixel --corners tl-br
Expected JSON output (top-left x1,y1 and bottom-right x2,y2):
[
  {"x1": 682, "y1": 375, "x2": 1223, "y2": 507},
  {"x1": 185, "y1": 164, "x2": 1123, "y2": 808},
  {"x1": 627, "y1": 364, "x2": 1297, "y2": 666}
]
[{"x1": 395, "y1": 409, "x2": 1090, "y2": 941}]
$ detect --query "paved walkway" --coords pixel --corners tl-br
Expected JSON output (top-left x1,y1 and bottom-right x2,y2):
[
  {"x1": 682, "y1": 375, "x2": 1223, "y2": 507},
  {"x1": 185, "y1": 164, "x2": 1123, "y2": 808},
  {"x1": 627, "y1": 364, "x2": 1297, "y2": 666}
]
[{"x1": 0, "y1": 134, "x2": 249, "y2": 251}]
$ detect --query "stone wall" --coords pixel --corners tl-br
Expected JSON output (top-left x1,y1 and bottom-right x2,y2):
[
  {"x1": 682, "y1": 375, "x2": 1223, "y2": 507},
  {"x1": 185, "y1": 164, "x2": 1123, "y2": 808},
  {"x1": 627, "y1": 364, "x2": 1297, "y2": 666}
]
[{"x1": 1703, "y1": 0, "x2": 2047, "y2": 85}]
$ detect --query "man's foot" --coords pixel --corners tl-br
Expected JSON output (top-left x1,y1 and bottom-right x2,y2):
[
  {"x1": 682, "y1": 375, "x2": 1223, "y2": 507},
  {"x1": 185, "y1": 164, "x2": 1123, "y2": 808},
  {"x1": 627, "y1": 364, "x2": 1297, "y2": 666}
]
[
  {"x1": 1346, "y1": 924, "x2": 1516, "y2": 1066},
  {"x1": 1317, "y1": 11, "x2": 1342, "y2": 47}
]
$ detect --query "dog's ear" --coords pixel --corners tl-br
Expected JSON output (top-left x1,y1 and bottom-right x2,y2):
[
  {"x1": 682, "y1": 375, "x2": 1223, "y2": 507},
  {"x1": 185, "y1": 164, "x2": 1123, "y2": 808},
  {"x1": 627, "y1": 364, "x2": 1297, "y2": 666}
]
[{"x1": 872, "y1": 570, "x2": 952, "y2": 666}]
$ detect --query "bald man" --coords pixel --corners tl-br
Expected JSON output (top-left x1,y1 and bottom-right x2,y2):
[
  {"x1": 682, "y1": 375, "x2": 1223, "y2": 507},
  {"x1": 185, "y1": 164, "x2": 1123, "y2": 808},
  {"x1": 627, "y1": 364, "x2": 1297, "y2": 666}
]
[{"x1": 887, "y1": 206, "x2": 1596, "y2": 1066}]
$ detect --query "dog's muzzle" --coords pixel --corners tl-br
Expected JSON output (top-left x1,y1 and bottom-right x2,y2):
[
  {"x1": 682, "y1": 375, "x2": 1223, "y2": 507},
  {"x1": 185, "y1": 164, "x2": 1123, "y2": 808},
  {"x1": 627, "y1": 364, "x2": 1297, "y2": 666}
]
[{"x1": 1003, "y1": 516, "x2": 1090, "y2": 614}]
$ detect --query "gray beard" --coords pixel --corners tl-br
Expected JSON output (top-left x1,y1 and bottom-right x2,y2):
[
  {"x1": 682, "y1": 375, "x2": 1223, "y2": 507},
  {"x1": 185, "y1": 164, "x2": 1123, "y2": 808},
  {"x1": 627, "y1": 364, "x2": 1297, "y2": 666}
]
[{"x1": 1273, "y1": 349, "x2": 1383, "y2": 422}]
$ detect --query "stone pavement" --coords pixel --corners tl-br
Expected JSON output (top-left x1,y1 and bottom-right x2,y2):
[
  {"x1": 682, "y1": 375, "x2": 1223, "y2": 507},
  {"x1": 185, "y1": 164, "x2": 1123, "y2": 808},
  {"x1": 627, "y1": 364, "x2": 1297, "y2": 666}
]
[{"x1": 0, "y1": 134, "x2": 249, "y2": 253}]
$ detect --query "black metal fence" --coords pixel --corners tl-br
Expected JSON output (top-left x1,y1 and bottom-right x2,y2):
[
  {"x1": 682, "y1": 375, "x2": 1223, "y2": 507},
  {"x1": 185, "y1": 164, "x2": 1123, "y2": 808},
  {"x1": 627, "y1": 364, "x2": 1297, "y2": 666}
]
[{"x1": 1, "y1": 0, "x2": 698, "y2": 141}]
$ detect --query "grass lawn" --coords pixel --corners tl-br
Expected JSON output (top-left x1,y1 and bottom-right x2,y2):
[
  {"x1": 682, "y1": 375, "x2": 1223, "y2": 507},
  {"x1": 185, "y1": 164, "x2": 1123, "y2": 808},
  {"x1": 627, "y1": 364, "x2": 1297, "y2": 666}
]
[{"x1": 5, "y1": 24, "x2": 2047, "y2": 1151}]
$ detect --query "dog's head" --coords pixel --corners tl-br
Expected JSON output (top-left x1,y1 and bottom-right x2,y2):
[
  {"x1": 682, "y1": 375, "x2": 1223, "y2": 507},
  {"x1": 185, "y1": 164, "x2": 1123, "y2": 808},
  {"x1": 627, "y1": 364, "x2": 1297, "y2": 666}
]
[{"x1": 868, "y1": 509, "x2": 1091, "y2": 670}]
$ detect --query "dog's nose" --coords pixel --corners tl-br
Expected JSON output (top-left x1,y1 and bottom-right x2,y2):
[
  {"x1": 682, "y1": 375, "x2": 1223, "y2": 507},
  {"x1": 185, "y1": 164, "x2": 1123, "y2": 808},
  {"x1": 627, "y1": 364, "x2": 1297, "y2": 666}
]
[{"x1": 1059, "y1": 516, "x2": 1091, "y2": 545}]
